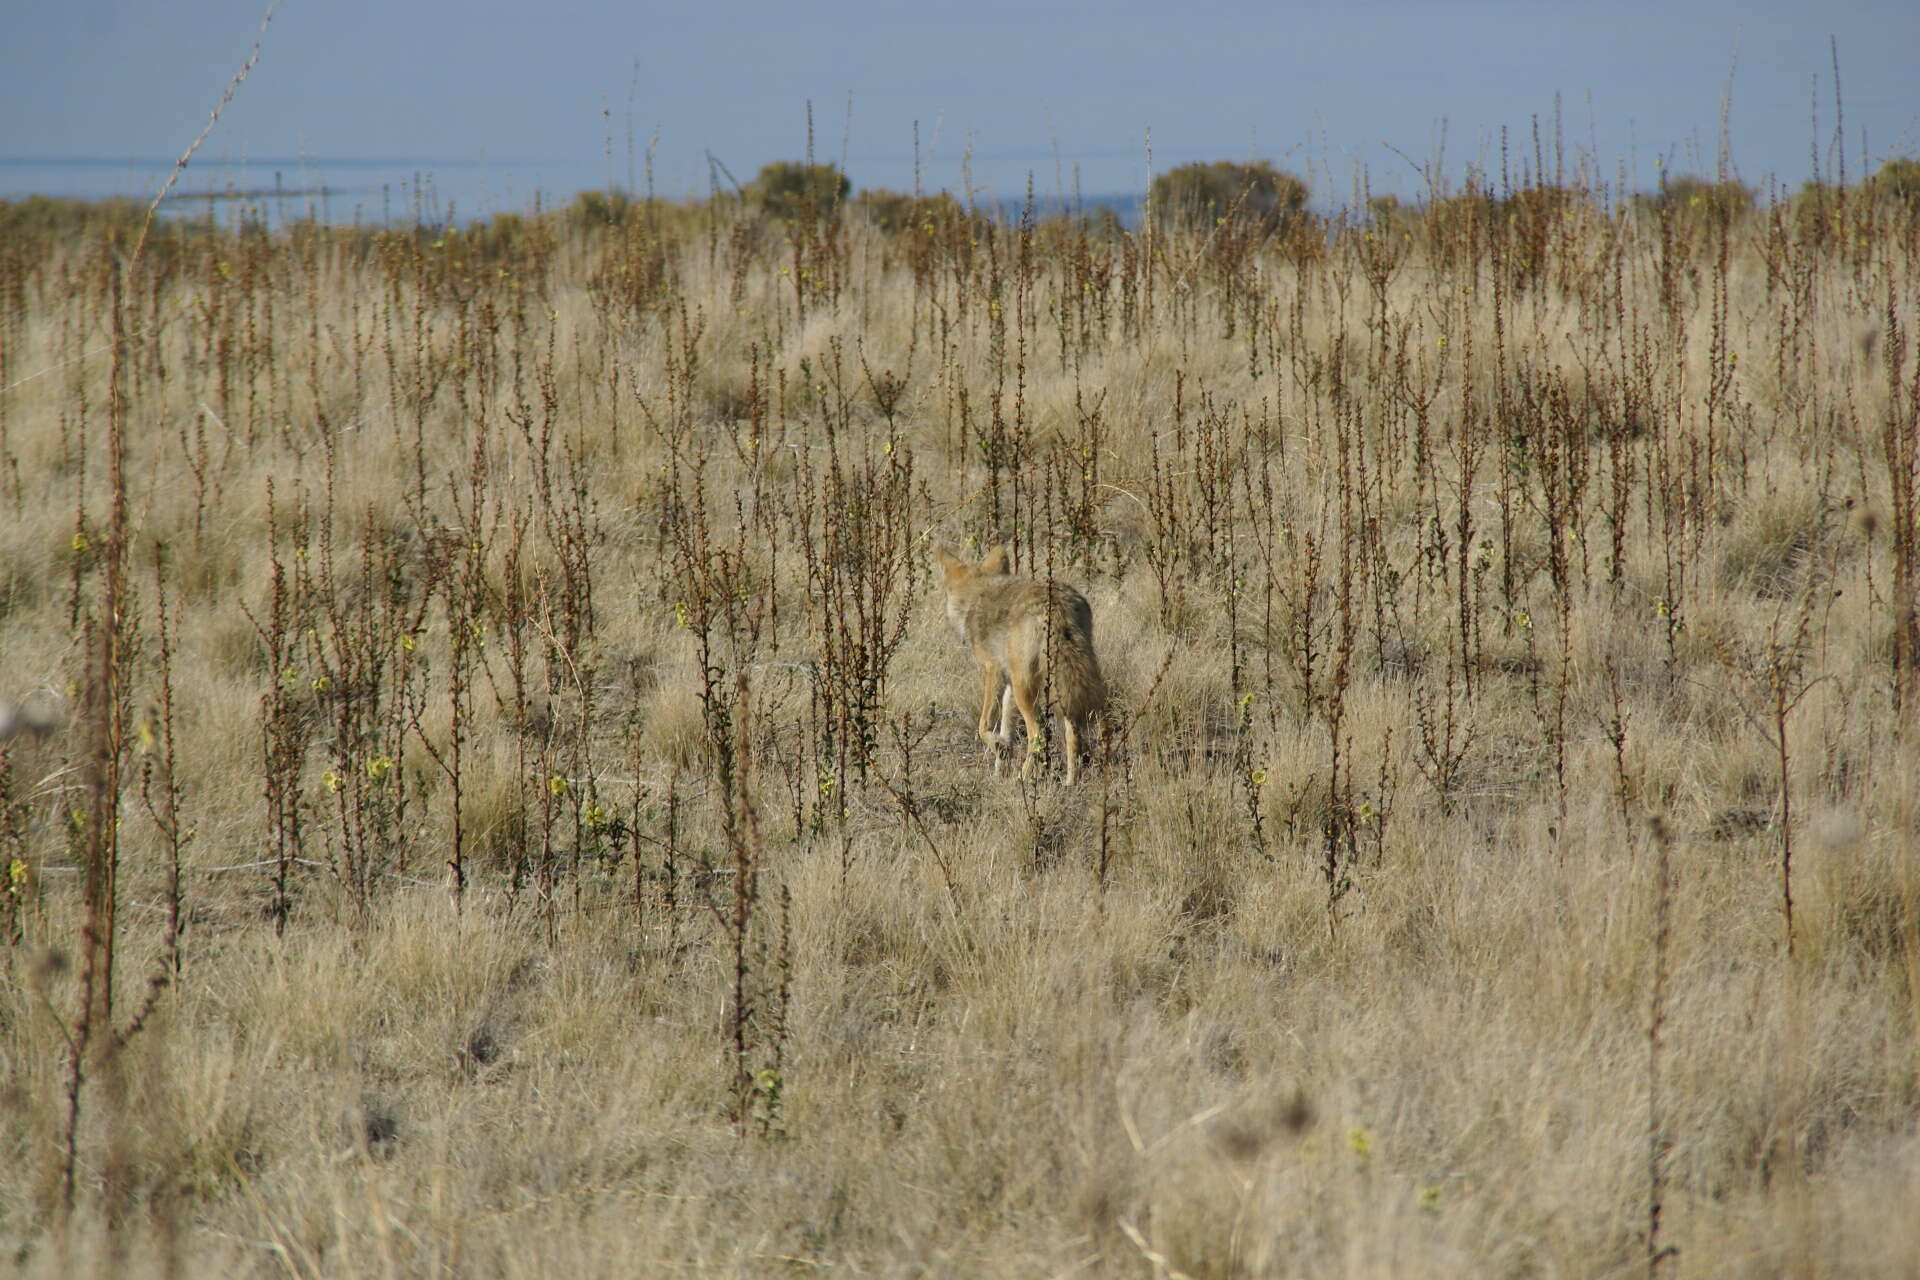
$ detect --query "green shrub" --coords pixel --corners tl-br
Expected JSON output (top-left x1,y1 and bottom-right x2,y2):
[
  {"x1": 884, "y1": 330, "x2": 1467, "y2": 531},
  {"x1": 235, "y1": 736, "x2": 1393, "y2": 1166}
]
[
  {"x1": 570, "y1": 188, "x2": 635, "y2": 227},
  {"x1": 1422, "y1": 189, "x2": 1495, "y2": 236},
  {"x1": 1043, "y1": 205, "x2": 1127, "y2": 242},
  {"x1": 1499, "y1": 183, "x2": 1584, "y2": 226},
  {"x1": 1787, "y1": 166, "x2": 1920, "y2": 247},
  {"x1": 853, "y1": 188, "x2": 966, "y2": 235},
  {"x1": 748, "y1": 162, "x2": 850, "y2": 222},
  {"x1": 1364, "y1": 193, "x2": 1406, "y2": 226},
  {"x1": 1788, "y1": 179, "x2": 1842, "y2": 241},
  {"x1": 0, "y1": 194, "x2": 149, "y2": 243},
  {"x1": 1367, "y1": 193, "x2": 1428, "y2": 241},
  {"x1": 1635, "y1": 174, "x2": 1755, "y2": 223},
  {"x1": 1148, "y1": 160, "x2": 1308, "y2": 232},
  {"x1": 1866, "y1": 157, "x2": 1920, "y2": 208}
]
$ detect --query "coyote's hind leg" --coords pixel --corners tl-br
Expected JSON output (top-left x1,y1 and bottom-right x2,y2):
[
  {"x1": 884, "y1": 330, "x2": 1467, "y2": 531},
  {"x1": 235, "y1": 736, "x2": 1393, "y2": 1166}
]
[
  {"x1": 990, "y1": 682, "x2": 1017, "y2": 775},
  {"x1": 1007, "y1": 672, "x2": 1046, "y2": 780},
  {"x1": 977, "y1": 662, "x2": 1013, "y2": 774}
]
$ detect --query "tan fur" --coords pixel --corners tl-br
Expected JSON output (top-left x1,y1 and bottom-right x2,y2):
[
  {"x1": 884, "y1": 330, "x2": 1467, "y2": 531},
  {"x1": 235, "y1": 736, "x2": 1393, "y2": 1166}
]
[{"x1": 935, "y1": 544, "x2": 1107, "y2": 783}]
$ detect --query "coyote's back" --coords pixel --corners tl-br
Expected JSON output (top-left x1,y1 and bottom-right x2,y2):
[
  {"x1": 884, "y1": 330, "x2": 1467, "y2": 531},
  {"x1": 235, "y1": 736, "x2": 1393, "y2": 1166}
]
[{"x1": 936, "y1": 544, "x2": 1106, "y2": 782}]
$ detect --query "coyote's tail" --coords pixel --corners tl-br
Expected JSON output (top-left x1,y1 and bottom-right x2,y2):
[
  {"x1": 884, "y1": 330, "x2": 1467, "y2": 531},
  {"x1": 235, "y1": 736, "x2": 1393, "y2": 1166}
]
[{"x1": 1048, "y1": 594, "x2": 1107, "y2": 728}]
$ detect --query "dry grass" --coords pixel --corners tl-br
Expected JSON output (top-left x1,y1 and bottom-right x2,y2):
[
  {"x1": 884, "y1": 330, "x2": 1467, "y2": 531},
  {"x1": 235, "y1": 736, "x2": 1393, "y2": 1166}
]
[{"x1": 2, "y1": 177, "x2": 1918, "y2": 1278}]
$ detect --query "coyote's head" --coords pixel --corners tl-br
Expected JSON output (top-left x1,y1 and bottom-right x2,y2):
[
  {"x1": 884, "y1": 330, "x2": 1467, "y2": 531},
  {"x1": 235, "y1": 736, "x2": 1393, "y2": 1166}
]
[{"x1": 935, "y1": 544, "x2": 1011, "y2": 637}]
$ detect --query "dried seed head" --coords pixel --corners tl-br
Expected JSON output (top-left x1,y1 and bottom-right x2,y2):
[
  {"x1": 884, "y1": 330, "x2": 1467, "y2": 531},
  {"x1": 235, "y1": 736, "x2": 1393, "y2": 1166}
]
[
  {"x1": 1278, "y1": 1087, "x2": 1316, "y2": 1135},
  {"x1": 32, "y1": 947, "x2": 69, "y2": 982}
]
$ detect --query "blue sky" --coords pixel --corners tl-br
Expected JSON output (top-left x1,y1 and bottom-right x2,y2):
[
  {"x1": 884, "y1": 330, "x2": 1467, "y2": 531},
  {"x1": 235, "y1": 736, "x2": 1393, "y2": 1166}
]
[{"x1": 4, "y1": 0, "x2": 1916, "y2": 214}]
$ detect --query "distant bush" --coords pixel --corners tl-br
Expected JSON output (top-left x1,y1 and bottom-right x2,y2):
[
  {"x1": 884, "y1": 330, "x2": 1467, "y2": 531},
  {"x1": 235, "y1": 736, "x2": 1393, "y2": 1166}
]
[
  {"x1": 563, "y1": 188, "x2": 714, "y2": 239},
  {"x1": 1421, "y1": 189, "x2": 1495, "y2": 240},
  {"x1": 1636, "y1": 174, "x2": 1755, "y2": 224},
  {"x1": 0, "y1": 194, "x2": 149, "y2": 244},
  {"x1": 1787, "y1": 164, "x2": 1920, "y2": 248},
  {"x1": 1788, "y1": 180, "x2": 1846, "y2": 244},
  {"x1": 1499, "y1": 183, "x2": 1584, "y2": 225},
  {"x1": 1364, "y1": 194, "x2": 1432, "y2": 243},
  {"x1": 1048, "y1": 205, "x2": 1127, "y2": 241},
  {"x1": 570, "y1": 188, "x2": 637, "y2": 227},
  {"x1": 748, "y1": 162, "x2": 850, "y2": 222},
  {"x1": 1148, "y1": 161, "x2": 1308, "y2": 232},
  {"x1": 0, "y1": 196, "x2": 227, "y2": 275},
  {"x1": 1361, "y1": 182, "x2": 1583, "y2": 251},
  {"x1": 1364, "y1": 193, "x2": 1404, "y2": 224},
  {"x1": 1866, "y1": 157, "x2": 1920, "y2": 209},
  {"x1": 448, "y1": 211, "x2": 566, "y2": 265},
  {"x1": 853, "y1": 188, "x2": 967, "y2": 235}
]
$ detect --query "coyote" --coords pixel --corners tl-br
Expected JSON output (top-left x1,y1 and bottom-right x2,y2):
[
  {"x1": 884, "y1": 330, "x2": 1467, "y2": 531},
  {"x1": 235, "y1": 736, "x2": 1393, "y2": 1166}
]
[{"x1": 935, "y1": 544, "x2": 1106, "y2": 783}]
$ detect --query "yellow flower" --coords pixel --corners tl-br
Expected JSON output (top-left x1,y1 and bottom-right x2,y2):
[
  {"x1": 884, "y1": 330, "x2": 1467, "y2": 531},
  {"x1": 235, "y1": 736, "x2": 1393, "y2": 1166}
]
[
  {"x1": 323, "y1": 770, "x2": 342, "y2": 794},
  {"x1": 1348, "y1": 1126, "x2": 1372, "y2": 1160},
  {"x1": 548, "y1": 775, "x2": 569, "y2": 797}
]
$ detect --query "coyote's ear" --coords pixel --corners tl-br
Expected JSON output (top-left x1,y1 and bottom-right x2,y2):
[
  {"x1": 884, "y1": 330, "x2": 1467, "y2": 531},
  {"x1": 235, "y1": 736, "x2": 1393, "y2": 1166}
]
[
  {"x1": 980, "y1": 544, "x2": 1011, "y2": 575},
  {"x1": 934, "y1": 547, "x2": 966, "y2": 577}
]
